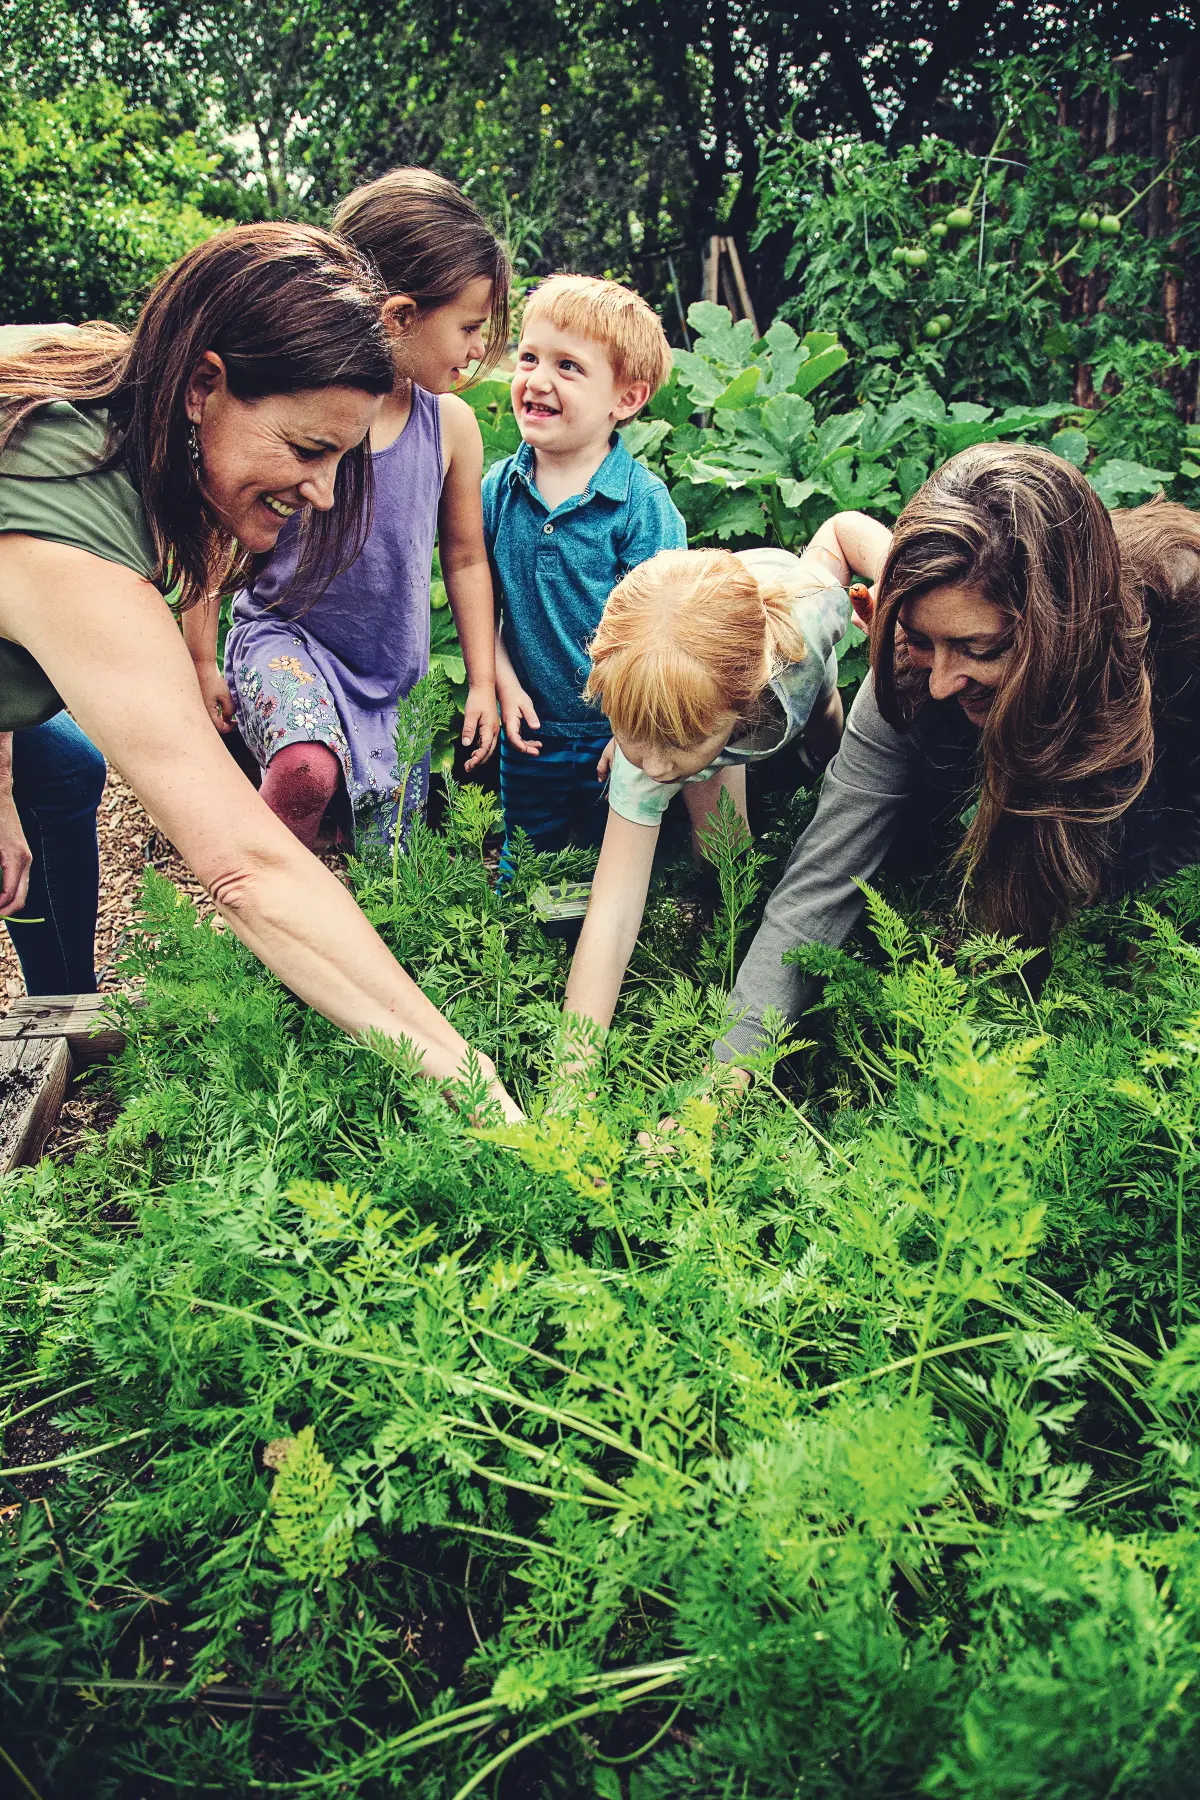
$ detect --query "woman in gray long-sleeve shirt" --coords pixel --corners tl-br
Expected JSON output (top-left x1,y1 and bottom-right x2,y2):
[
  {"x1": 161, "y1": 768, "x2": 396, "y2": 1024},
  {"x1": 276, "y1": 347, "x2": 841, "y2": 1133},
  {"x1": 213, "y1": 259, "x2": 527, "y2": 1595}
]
[{"x1": 720, "y1": 446, "x2": 1200, "y2": 1063}]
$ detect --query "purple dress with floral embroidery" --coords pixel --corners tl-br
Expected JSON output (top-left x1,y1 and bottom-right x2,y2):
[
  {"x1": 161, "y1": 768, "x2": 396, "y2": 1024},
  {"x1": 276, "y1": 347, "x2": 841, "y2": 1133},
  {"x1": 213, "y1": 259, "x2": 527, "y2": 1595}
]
[{"x1": 226, "y1": 384, "x2": 443, "y2": 847}]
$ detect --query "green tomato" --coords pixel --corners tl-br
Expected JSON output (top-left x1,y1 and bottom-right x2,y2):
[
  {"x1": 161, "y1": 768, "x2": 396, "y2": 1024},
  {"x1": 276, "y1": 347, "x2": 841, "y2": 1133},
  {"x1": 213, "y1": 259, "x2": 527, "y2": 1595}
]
[
  {"x1": 923, "y1": 319, "x2": 943, "y2": 341},
  {"x1": 905, "y1": 247, "x2": 929, "y2": 269},
  {"x1": 890, "y1": 245, "x2": 909, "y2": 264},
  {"x1": 1099, "y1": 213, "x2": 1122, "y2": 236},
  {"x1": 1077, "y1": 209, "x2": 1100, "y2": 231},
  {"x1": 929, "y1": 221, "x2": 949, "y2": 240},
  {"x1": 946, "y1": 207, "x2": 973, "y2": 230},
  {"x1": 934, "y1": 312, "x2": 953, "y2": 333}
]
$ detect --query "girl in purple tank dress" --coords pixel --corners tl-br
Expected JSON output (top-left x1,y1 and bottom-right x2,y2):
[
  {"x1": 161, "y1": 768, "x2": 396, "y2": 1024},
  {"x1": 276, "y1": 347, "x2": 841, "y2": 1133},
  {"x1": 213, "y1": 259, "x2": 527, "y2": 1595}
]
[{"x1": 183, "y1": 171, "x2": 510, "y2": 848}]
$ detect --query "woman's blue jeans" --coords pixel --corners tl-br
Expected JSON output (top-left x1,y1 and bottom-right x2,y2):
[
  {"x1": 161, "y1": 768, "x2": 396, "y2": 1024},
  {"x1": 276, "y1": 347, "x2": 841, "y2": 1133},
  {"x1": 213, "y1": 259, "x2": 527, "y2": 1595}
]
[{"x1": 6, "y1": 714, "x2": 106, "y2": 994}]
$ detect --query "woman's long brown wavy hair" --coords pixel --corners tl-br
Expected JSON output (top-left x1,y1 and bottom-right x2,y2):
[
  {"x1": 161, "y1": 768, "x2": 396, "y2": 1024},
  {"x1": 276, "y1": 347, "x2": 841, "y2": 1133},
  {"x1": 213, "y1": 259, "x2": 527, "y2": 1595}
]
[
  {"x1": 872, "y1": 443, "x2": 1159, "y2": 942},
  {"x1": 0, "y1": 222, "x2": 394, "y2": 610}
]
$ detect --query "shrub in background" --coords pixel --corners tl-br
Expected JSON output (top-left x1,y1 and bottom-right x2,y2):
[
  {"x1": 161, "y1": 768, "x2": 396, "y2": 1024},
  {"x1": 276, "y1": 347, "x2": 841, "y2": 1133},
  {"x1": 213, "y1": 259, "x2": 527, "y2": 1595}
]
[{"x1": 0, "y1": 80, "x2": 234, "y2": 322}]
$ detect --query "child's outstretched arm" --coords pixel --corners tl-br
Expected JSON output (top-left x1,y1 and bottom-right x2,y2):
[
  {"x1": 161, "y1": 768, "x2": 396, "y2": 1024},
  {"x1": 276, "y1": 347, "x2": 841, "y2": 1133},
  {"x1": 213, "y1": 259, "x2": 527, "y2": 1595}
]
[
  {"x1": 796, "y1": 510, "x2": 892, "y2": 608},
  {"x1": 180, "y1": 595, "x2": 235, "y2": 734},
  {"x1": 438, "y1": 395, "x2": 499, "y2": 772},
  {"x1": 563, "y1": 809, "x2": 659, "y2": 1032}
]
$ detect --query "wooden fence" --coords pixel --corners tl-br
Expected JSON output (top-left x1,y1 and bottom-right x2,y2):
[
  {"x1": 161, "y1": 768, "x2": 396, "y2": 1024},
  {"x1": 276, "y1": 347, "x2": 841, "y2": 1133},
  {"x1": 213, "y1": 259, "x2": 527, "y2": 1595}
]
[{"x1": 1059, "y1": 49, "x2": 1198, "y2": 418}]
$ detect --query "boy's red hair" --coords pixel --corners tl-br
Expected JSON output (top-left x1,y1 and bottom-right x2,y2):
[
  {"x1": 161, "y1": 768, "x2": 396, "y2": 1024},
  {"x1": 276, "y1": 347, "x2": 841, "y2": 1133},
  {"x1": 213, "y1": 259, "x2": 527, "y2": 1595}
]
[{"x1": 521, "y1": 274, "x2": 673, "y2": 395}]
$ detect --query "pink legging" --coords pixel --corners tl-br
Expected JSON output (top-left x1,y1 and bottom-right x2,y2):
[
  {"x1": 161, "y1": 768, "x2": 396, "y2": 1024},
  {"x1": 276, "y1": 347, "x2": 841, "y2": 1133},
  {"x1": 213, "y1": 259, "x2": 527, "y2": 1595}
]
[{"x1": 259, "y1": 741, "x2": 342, "y2": 850}]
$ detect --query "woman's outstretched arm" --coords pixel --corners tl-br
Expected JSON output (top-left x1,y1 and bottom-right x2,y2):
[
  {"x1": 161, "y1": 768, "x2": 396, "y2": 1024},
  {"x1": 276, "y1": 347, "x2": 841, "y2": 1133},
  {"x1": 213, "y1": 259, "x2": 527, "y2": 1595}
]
[
  {"x1": 0, "y1": 535, "x2": 521, "y2": 1116},
  {"x1": 715, "y1": 676, "x2": 917, "y2": 1065}
]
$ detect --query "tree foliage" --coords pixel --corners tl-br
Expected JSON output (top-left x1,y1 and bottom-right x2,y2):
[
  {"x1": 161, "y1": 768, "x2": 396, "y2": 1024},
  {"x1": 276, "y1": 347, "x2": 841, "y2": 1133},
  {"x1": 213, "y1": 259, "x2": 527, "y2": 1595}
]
[
  {"x1": 0, "y1": 78, "x2": 235, "y2": 321},
  {"x1": 2, "y1": 0, "x2": 1193, "y2": 309}
]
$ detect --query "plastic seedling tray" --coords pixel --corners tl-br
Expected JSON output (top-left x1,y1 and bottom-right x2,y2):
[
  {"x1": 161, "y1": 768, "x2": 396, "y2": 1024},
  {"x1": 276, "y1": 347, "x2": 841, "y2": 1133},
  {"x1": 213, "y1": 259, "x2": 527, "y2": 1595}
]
[{"x1": 529, "y1": 880, "x2": 593, "y2": 939}]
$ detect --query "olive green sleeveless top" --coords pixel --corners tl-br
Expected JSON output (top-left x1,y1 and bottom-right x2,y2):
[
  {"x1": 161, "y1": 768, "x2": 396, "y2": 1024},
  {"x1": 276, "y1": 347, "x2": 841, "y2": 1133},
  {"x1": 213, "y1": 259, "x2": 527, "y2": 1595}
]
[{"x1": 0, "y1": 327, "x2": 158, "y2": 730}]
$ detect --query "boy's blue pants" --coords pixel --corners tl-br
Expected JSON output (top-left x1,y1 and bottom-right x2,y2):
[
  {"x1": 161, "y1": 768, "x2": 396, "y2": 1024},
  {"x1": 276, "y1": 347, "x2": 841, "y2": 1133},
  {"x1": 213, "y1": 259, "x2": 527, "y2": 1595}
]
[{"x1": 499, "y1": 732, "x2": 609, "y2": 861}]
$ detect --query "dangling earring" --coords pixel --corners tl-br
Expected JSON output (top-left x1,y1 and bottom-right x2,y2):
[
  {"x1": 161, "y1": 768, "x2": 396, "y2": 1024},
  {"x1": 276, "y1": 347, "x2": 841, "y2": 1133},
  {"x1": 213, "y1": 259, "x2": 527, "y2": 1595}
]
[{"x1": 188, "y1": 421, "x2": 202, "y2": 471}]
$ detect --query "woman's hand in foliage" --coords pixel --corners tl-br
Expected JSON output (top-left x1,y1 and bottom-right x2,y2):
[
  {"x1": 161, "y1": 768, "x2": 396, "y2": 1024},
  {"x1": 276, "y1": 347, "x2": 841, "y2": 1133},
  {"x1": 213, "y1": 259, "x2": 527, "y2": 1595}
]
[
  {"x1": 715, "y1": 1062, "x2": 751, "y2": 1096},
  {"x1": 439, "y1": 1059, "x2": 524, "y2": 1123},
  {"x1": 484, "y1": 1070, "x2": 525, "y2": 1122},
  {"x1": 461, "y1": 681, "x2": 500, "y2": 772},
  {"x1": 545, "y1": 1011, "x2": 607, "y2": 1112},
  {"x1": 636, "y1": 1115, "x2": 680, "y2": 1166},
  {"x1": 637, "y1": 1066, "x2": 749, "y2": 1159}
]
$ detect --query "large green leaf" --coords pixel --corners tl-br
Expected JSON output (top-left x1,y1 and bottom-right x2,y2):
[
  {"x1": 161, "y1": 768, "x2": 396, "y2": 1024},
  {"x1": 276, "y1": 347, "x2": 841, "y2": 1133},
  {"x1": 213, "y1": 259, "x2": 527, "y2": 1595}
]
[
  {"x1": 708, "y1": 489, "x2": 770, "y2": 538},
  {"x1": 903, "y1": 386, "x2": 948, "y2": 425},
  {"x1": 686, "y1": 301, "x2": 757, "y2": 370},
  {"x1": 671, "y1": 478, "x2": 765, "y2": 541},
  {"x1": 993, "y1": 402, "x2": 1078, "y2": 436},
  {"x1": 813, "y1": 410, "x2": 863, "y2": 464},
  {"x1": 826, "y1": 459, "x2": 899, "y2": 510},
  {"x1": 1088, "y1": 459, "x2": 1172, "y2": 509},
  {"x1": 777, "y1": 475, "x2": 822, "y2": 509},
  {"x1": 619, "y1": 418, "x2": 673, "y2": 461},
  {"x1": 1049, "y1": 427, "x2": 1089, "y2": 467},
  {"x1": 859, "y1": 398, "x2": 926, "y2": 461},
  {"x1": 712, "y1": 365, "x2": 762, "y2": 410},
  {"x1": 756, "y1": 320, "x2": 808, "y2": 397},
  {"x1": 897, "y1": 455, "x2": 930, "y2": 503},
  {"x1": 674, "y1": 453, "x2": 758, "y2": 489},
  {"x1": 646, "y1": 369, "x2": 695, "y2": 427},
  {"x1": 932, "y1": 418, "x2": 998, "y2": 456},
  {"x1": 757, "y1": 393, "x2": 818, "y2": 460},
  {"x1": 791, "y1": 343, "x2": 849, "y2": 398},
  {"x1": 673, "y1": 349, "x2": 732, "y2": 406},
  {"x1": 459, "y1": 378, "x2": 513, "y2": 418}
]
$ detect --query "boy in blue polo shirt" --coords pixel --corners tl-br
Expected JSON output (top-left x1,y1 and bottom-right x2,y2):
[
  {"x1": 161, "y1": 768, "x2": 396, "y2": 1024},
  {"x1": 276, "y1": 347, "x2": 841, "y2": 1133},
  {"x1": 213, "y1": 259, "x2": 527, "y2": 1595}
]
[{"x1": 484, "y1": 274, "x2": 685, "y2": 860}]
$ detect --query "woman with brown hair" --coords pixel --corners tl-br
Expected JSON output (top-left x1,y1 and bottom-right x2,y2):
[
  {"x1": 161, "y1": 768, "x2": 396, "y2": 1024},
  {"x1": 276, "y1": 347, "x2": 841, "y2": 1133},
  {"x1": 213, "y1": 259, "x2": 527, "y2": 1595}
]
[
  {"x1": 0, "y1": 222, "x2": 520, "y2": 1114},
  {"x1": 716, "y1": 443, "x2": 1200, "y2": 1065}
]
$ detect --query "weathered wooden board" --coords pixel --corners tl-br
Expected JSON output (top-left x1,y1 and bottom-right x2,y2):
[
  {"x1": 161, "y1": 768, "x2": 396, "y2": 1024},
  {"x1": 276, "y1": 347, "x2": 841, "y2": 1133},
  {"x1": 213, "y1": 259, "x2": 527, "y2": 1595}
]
[
  {"x1": 0, "y1": 1035, "x2": 72, "y2": 1174},
  {"x1": 0, "y1": 992, "x2": 127, "y2": 1068}
]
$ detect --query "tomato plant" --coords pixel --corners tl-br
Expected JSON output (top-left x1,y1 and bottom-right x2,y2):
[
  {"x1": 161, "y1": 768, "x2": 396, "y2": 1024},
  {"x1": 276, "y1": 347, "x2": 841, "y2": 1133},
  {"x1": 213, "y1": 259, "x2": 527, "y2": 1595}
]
[{"x1": 753, "y1": 43, "x2": 1199, "y2": 473}]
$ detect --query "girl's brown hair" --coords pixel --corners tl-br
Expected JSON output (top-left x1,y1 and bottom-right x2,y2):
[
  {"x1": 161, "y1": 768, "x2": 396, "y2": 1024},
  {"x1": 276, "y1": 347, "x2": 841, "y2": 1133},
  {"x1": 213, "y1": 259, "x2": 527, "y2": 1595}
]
[
  {"x1": 0, "y1": 222, "x2": 394, "y2": 611},
  {"x1": 873, "y1": 442, "x2": 1156, "y2": 942},
  {"x1": 584, "y1": 548, "x2": 808, "y2": 748},
  {"x1": 332, "y1": 169, "x2": 511, "y2": 379}
]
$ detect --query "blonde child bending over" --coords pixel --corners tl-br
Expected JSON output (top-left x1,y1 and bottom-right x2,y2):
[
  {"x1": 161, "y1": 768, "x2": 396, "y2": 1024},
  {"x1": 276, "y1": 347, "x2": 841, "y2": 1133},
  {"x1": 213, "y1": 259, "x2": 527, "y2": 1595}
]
[{"x1": 563, "y1": 511, "x2": 885, "y2": 1031}]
